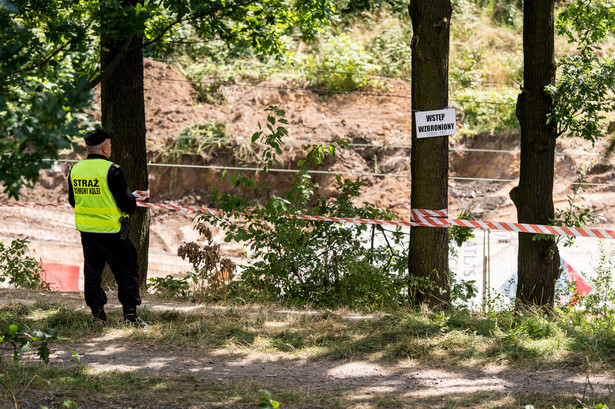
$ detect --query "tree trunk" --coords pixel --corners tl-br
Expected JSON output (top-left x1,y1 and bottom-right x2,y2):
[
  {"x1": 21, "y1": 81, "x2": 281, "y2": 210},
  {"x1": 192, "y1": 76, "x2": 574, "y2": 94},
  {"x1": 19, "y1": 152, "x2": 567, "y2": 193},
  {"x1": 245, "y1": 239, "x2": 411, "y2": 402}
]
[
  {"x1": 510, "y1": 0, "x2": 560, "y2": 308},
  {"x1": 408, "y1": 0, "x2": 451, "y2": 308},
  {"x1": 101, "y1": 0, "x2": 150, "y2": 290}
]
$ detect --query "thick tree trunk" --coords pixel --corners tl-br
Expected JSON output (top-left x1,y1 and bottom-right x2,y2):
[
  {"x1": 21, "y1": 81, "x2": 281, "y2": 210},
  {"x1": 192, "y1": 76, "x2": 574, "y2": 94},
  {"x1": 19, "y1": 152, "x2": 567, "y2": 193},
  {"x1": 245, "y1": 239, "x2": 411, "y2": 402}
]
[
  {"x1": 408, "y1": 0, "x2": 451, "y2": 308},
  {"x1": 510, "y1": 0, "x2": 560, "y2": 307},
  {"x1": 101, "y1": 0, "x2": 150, "y2": 290}
]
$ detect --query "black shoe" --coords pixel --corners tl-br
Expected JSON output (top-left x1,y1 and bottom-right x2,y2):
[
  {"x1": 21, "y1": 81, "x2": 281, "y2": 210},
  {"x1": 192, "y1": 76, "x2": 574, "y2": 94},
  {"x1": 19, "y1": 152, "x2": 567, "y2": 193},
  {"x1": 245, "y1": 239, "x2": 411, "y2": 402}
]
[
  {"x1": 91, "y1": 307, "x2": 108, "y2": 326},
  {"x1": 124, "y1": 313, "x2": 152, "y2": 328}
]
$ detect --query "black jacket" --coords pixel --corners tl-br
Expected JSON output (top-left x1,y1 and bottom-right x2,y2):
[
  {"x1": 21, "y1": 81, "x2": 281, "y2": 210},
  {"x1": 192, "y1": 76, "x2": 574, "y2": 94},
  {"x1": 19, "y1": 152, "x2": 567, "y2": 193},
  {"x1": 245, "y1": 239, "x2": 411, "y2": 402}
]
[{"x1": 68, "y1": 154, "x2": 137, "y2": 215}]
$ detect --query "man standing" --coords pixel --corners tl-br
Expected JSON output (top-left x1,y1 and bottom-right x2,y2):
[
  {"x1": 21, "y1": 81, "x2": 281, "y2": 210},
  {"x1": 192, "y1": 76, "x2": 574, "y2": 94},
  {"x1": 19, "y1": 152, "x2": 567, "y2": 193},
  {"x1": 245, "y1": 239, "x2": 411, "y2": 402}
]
[{"x1": 69, "y1": 128, "x2": 149, "y2": 328}]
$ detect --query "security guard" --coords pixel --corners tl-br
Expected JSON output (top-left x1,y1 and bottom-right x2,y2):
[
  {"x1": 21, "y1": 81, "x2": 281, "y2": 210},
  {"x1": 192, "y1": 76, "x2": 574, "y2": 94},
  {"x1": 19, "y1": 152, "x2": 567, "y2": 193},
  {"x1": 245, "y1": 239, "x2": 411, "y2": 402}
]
[{"x1": 68, "y1": 128, "x2": 149, "y2": 328}]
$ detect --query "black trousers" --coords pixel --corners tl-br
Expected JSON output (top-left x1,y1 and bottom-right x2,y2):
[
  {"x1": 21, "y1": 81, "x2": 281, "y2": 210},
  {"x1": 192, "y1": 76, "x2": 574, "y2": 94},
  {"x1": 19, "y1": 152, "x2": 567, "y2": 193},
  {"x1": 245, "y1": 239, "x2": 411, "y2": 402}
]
[{"x1": 80, "y1": 232, "x2": 141, "y2": 310}]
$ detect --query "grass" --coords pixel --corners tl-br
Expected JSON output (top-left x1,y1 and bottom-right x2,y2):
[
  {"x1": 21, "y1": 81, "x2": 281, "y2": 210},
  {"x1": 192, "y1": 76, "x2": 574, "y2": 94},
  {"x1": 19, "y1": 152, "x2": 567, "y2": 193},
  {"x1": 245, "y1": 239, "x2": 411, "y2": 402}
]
[
  {"x1": 6, "y1": 301, "x2": 615, "y2": 370},
  {"x1": 1, "y1": 297, "x2": 615, "y2": 408}
]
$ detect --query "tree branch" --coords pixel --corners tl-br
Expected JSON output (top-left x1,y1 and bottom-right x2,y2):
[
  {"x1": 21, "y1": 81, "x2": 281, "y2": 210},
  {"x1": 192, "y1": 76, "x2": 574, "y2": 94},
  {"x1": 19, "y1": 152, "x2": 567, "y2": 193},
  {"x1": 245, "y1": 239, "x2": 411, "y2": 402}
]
[
  {"x1": 86, "y1": 35, "x2": 135, "y2": 90},
  {"x1": 16, "y1": 21, "x2": 93, "y2": 75},
  {"x1": 15, "y1": 40, "x2": 72, "y2": 74},
  {"x1": 86, "y1": 0, "x2": 257, "y2": 90},
  {"x1": 130, "y1": 0, "x2": 259, "y2": 52}
]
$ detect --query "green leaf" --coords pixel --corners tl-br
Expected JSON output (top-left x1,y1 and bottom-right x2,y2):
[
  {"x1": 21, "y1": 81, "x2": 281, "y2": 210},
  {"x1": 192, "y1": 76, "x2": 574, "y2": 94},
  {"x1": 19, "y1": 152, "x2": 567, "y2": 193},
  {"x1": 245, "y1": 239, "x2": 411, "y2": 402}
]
[{"x1": 38, "y1": 342, "x2": 51, "y2": 364}]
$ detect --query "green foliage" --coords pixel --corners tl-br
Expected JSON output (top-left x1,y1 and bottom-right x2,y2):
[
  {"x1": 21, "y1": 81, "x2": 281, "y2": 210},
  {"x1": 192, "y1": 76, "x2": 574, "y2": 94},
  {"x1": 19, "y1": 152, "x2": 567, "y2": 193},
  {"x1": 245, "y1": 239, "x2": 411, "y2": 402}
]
[
  {"x1": 182, "y1": 56, "x2": 265, "y2": 104},
  {"x1": 576, "y1": 244, "x2": 615, "y2": 314},
  {"x1": 450, "y1": 46, "x2": 485, "y2": 88},
  {"x1": 2, "y1": 0, "x2": 338, "y2": 199},
  {"x1": 450, "y1": 272, "x2": 478, "y2": 308},
  {"x1": 449, "y1": 208, "x2": 476, "y2": 249},
  {"x1": 365, "y1": 18, "x2": 412, "y2": 77},
  {"x1": 554, "y1": 170, "x2": 603, "y2": 246},
  {"x1": 550, "y1": 0, "x2": 615, "y2": 143},
  {"x1": 257, "y1": 390, "x2": 280, "y2": 409},
  {"x1": 0, "y1": 320, "x2": 77, "y2": 409},
  {"x1": 0, "y1": 238, "x2": 50, "y2": 291},
  {"x1": 301, "y1": 34, "x2": 381, "y2": 92},
  {"x1": 534, "y1": 170, "x2": 603, "y2": 247},
  {"x1": 454, "y1": 88, "x2": 519, "y2": 134},
  {"x1": 0, "y1": 324, "x2": 76, "y2": 365},
  {"x1": 471, "y1": 0, "x2": 522, "y2": 26},
  {"x1": 334, "y1": 0, "x2": 408, "y2": 16},
  {"x1": 251, "y1": 106, "x2": 288, "y2": 171},
  {"x1": 0, "y1": 0, "x2": 94, "y2": 199},
  {"x1": 148, "y1": 275, "x2": 190, "y2": 298},
  {"x1": 204, "y1": 107, "x2": 408, "y2": 309}
]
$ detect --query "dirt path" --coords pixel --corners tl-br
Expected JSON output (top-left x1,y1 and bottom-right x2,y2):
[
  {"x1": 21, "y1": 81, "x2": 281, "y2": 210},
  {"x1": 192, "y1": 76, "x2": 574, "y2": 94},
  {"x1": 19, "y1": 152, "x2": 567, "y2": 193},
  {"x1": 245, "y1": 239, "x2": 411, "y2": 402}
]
[{"x1": 6, "y1": 289, "x2": 615, "y2": 408}]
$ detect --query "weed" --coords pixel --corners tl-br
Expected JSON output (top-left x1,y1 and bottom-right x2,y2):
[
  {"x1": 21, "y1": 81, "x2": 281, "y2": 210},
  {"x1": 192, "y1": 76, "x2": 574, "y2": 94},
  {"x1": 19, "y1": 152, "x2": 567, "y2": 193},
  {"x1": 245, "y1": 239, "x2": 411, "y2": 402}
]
[
  {"x1": 177, "y1": 222, "x2": 237, "y2": 302},
  {"x1": 148, "y1": 275, "x2": 190, "y2": 298},
  {"x1": 553, "y1": 169, "x2": 603, "y2": 247},
  {"x1": 258, "y1": 390, "x2": 280, "y2": 409},
  {"x1": 153, "y1": 122, "x2": 230, "y2": 165}
]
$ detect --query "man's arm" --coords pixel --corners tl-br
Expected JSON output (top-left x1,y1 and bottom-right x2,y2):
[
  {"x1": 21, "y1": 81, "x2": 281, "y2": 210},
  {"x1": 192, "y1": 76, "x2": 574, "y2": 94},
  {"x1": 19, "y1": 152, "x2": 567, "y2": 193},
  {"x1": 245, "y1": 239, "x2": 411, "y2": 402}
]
[
  {"x1": 107, "y1": 164, "x2": 137, "y2": 215},
  {"x1": 68, "y1": 175, "x2": 75, "y2": 208}
]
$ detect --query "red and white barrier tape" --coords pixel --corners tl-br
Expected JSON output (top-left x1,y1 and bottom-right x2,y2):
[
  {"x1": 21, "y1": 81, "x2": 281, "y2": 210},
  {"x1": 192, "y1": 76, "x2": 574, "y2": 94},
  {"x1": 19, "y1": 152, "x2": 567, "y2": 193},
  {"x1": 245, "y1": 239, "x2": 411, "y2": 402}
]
[
  {"x1": 411, "y1": 209, "x2": 449, "y2": 228},
  {"x1": 412, "y1": 209, "x2": 448, "y2": 218},
  {"x1": 2, "y1": 201, "x2": 614, "y2": 240},
  {"x1": 131, "y1": 189, "x2": 150, "y2": 201}
]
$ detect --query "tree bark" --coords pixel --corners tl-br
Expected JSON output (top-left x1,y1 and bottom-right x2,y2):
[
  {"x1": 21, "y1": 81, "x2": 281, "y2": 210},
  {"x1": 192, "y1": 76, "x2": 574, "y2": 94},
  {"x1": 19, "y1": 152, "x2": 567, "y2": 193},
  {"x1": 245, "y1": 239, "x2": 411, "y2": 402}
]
[
  {"x1": 408, "y1": 0, "x2": 451, "y2": 308},
  {"x1": 510, "y1": 0, "x2": 560, "y2": 308},
  {"x1": 101, "y1": 0, "x2": 150, "y2": 290}
]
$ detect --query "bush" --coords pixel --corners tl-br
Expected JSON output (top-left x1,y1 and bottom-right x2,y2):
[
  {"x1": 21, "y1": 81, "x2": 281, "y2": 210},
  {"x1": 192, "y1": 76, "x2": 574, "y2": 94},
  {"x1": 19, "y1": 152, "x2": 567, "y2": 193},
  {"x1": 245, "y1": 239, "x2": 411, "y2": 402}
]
[
  {"x1": 0, "y1": 238, "x2": 50, "y2": 291},
  {"x1": 177, "y1": 223, "x2": 237, "y2": 302},
  {"x1": 203, "y1": 106, "x2": 408, "y2": 309},
  {"x1": 148, "y1": 275, "x2": 190, "y2": 298}
]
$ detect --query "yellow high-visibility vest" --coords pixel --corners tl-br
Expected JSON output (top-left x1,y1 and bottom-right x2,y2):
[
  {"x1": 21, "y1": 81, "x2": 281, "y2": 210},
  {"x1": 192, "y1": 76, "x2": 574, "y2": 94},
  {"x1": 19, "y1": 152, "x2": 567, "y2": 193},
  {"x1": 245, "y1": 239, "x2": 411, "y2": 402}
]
[{"x1": 70, "y1": 159, "x2": 124, "y2": 233}]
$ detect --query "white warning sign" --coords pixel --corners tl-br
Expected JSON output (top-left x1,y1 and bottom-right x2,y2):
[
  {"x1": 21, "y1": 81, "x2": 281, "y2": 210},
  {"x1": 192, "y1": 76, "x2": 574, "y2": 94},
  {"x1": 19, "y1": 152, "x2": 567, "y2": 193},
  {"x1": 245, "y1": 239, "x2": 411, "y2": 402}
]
[{"x1": 415, "y1": 108, "x2": 457, "y2": 138}]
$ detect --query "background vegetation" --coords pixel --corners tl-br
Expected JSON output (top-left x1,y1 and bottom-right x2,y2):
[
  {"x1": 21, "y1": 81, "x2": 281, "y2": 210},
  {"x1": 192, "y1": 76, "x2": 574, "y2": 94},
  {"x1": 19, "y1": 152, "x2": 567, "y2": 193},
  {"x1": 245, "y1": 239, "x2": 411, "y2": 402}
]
[{"x1": 148, "y1": 0, "x2": 535, "y2": 136}]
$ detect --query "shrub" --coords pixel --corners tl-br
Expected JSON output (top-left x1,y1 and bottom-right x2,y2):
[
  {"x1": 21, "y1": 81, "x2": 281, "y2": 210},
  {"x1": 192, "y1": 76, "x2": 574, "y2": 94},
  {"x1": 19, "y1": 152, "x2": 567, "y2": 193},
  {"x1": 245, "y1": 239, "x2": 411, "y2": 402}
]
[
  {"x1": 148, "y1": 275, "x2": 190, "y2": 298},
  {"x1": 177, "y1": 223, "x2": 237, "y2": 302},
  {"x1": 202, "y1": 106, "x2": 408, "y2": 309},
  {"x1": 0, "y1": 238, "x2": 50, "y2": 291}
]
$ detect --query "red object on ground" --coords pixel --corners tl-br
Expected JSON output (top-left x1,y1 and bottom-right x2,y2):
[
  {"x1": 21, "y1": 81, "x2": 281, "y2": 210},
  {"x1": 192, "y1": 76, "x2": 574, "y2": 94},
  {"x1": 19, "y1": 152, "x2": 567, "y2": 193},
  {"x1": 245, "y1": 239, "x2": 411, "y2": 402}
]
[
  {"x1": 41, "y1": 263, "x2": 80, "y2": 292},
  {"x1": 567, "y1": 265, "x2": 593, "y2": 296}
]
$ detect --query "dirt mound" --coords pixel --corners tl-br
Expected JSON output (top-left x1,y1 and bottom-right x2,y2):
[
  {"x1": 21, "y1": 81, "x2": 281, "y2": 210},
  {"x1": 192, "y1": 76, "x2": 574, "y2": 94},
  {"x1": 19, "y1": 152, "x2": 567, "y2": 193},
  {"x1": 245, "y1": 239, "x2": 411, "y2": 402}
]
[
  {"x1": 140, "y1": 59, "x2": 614, "y2": 224},
  {"x1": 143, "y1": 59, "x2": 228, "y2": 137}
]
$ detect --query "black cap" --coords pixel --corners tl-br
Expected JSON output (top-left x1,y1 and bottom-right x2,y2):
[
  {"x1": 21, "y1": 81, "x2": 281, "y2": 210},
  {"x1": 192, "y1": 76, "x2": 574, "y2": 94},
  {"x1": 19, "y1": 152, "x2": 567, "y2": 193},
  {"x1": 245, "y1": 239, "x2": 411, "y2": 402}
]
[{"x1": 84, "y1": 129, "x2": 115, "y2": 146}]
